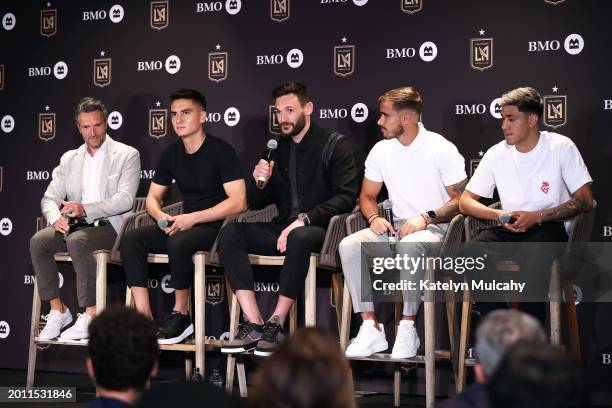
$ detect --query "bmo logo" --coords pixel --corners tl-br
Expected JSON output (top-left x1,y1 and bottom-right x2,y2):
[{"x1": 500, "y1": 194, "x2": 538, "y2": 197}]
[
  {"x1": 386, "y1": 41, "x2": 438, "y2": 62},
  {"x1": 137, "y1": 55, "x2": 181, "y2": 75},
  {"x1": 140, "y1": 169, "x2": 155, "y2": 179},
  {"x1": 528, "y1": 33, "x2": 584, "y2": 55},
  {"x1": 254, "y1": 281, "x2": 280, "y2": 292},
  {"x1": 490, "y1": 98, "x2": 502, "y2": 119},
  {"x1": 206, "y1": 112, "x2": 223, "y2": 123},
  {"x1": 83, "y1": 4, "x2": 125, "y2": 23},
  {"x1": 455, "y1": 103, "x2": 487, "y2": 115},
  {"x1": 256, "y1": 48, "x2": 304, "y2": 69},
  {"x1": 28, "y1": 61, "x2": 68, "y2": 80},
  {"x1": 319, "y1": 108, "x2": 348, "y2": 119},
  {"x1": 319, "y1": 102, "x2": 368, "y2": 123},
  {"x1": 26, "y1": 170, "x2": 50, "y2": 181},
  {"x1": 196, "y1": 0, "x2": 242, "y2": 15}
]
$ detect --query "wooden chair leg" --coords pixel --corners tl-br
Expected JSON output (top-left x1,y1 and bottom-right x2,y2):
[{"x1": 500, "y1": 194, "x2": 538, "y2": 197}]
[
  {"x1": 340, "y1": 283, "x2": 352, "y2": 351},
  {"x1": 394, "y1": 364, "x2": 401, "y2": 407},
  {"x1": 193, "y1": 252, "x2": 206, "y2": 376},
  {"x1": 549, "y1": 259, "x2": 561, "y2": 346},
  {"x1": 289, "y1": 302, "x2": 297, "y2": 335},
  {"x1": 331, "y1": 273, "x2": 343, "y2": 335},
  {"x1": 305, "y1": 255, "x2": 317, "y2": 327},
  {"x1": 225, "y1": 282, "x2": 241, "y2": 394},
  {"x1": 456, "y1": 286, "x2": 472, "y2": 393},
  {"x1": 125, "y1": 287, "x2": 133, "y2": 307},
  {"x1": 94, "y1": 251, "x2": 110, "y2": 313},
  {"x1": 424, "y1": 265, "x2": 435, "y2": 408},
  {"x1": 563, "y1": 281, "x2": 581, "y2": 359},
  {"x1": 444, "y1": 276, "x2": 459, "y2": 381},
  {"x1": 27, "y1": 280, "x2": 41, "y2": 390},
  {"x1": 184, "y1": 355, "x2": 193, "y2": 380},
  {"x1": 237, "y1": 357, "x2": 248, "y2": 397}
]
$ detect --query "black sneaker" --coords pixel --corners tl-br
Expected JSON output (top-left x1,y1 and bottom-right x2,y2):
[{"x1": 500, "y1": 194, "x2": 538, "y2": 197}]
[
  {"x1": 254, "y1": 315, "x2": 284, "y2": 357},
  {"x1": 221, "y1": 321, "x2": 264, "y2": 354},
  {"x1": 157, "y1": 311, "x2": 194, "y2": 345}
]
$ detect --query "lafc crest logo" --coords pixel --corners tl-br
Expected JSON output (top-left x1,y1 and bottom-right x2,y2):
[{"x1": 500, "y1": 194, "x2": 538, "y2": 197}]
[
  {"x1": 150, "y1": 1, "x2": 169, "y2": 30},
  {"x1": 271, "y1": 0, "x2": 289, "y2": 22},
  {"x1": 93, "y1": 58, "x2": 111, "y2": 88},
  {"x1": 40, "y1": 9, "x2": 57, "y2": 37},
  {"x1": 208, "y1": 51, "x2": 228, "y2": 82},
  {"x1": 0, "y1": 64, "x2": 4, "y2": 91},
  {"x1": 39, "y1": 111, "x2": 56, "y2": 142},
  {"x1": 205, "y1": 275, "x2": 224, "y2": 305},
  {"x1": 470, "y1": 37, "x2": 493, "y2": 71},
  {"x1": 544, "y1": 0, "x2": 565, "y2": 4},
  {"x1": 149, "y1": 108, "x2": 167, "y2": 139},
  {"x1": 543, "y1": 95, "x2": 567, "y2": 128},
  {"x1": 469, "y1": 159, "x2": 481, "y2": 178},
  {"x1": 269, "y1": 105, "x2": 280, "y2": 134},
  {"x1": 334, "y1": 43, "x2": 355, "y2": 77},
  {"x1": 401, "y1": 0, "x2": 422, "y2": 14}
]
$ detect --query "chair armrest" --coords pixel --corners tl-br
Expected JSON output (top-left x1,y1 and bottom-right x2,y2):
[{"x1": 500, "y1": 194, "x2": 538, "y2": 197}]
[
  {"x1": 110, "y1": 209, "x2": 147, "y2": 263},
  {"x1": 207, "y1": 212, "x2": 243, "y2": 265},
  {"x1": 319, "y1": 209, "x2": 358, "y2": 270},
  {"x1": 36, "y1": 216, "x2": 48, "y2": 232},
  {"x1": 237, "y1": 204, "x2": 278, "y2": 223},
  {"x1": 464, "y1": 202, "x2": 500, "y2": 241}
]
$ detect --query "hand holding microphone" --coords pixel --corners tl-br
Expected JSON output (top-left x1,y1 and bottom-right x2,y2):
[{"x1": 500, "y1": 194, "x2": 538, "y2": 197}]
[
  {"x1": 255, "y1": 139, "x2": 278, "y2": 188},
  {"x1": 382, "y1": 199, "x2": 397, "y2": 251}
]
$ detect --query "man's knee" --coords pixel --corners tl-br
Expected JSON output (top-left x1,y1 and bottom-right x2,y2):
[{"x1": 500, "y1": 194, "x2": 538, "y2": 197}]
[
  {"x1": 339, "y1": 233, "x2": 359, "y2": 257},
  {"x1": 218, "y1": 223, "x2": 242, "y2": 251},
  {"x1": 65, "y1": 231, "x2": 90, "y2": 253},
  {"x1": 286, "y1": 227, "x2": 318, "y2": 251},
  {"x1": 121, "y1": 229, "x2": 140, "y2": 252},
  {"x1": 30, "y1": 228, "x2": 55, "y2": 254}
]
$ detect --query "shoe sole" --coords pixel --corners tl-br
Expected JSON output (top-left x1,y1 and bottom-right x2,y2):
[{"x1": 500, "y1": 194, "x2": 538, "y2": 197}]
[
  {"x1": 254, "y1": 349, "x2": 273, "y2": 357},
  {"x1": 345, "y1": 341, "x2": 389, "y2": 358},
  {"x1": 221, "y1": 344, "x2": 257, "y2": 354},
  {"x1": 390, "y1": 341, "x2": 420, "y2": 359},
  {"x1": 158, "y1": 324, "x2": 194, "y2": 345}
]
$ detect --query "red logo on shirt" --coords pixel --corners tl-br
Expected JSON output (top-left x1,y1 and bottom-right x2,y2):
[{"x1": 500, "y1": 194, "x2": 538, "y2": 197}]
[{"x1": 541, "y1": 181, "x2": 550, "y2": 194}]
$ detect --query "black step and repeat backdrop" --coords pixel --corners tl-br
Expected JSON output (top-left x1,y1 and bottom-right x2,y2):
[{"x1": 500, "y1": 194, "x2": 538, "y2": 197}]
[{"x1": 1, "y1": 0, "x2": 611, "y2": 399}]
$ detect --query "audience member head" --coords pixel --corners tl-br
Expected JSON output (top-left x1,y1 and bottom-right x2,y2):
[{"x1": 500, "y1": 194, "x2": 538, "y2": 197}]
[
  {"x1": 87, "y1": 305, "x2": 159, "y2": 404},
  {"x1": 252, "y1": 327, "x2": 356, "y2": 408},
  {"x1": 474, "y1": 309, "x2": 545, "y2": 382},
  {"x1": 489, "y1": 342, "x2": 587, "y2": 408}
]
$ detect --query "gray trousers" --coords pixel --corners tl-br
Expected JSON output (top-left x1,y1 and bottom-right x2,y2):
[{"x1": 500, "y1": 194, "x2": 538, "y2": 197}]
[
  {"x1": 29, "y1": 225, "x2": 117, "y2": 308},
  {"x1": 339, "y1": 221, "x2": 445, "y2": 316}
]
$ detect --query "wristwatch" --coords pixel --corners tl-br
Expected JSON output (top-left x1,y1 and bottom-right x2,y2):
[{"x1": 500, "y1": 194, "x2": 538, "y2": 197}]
[
  {"x1": 297, "y1": 212, "x2": 310, "y2": 226},
  {"x1": 427, "y1": 210, "x2": 437, "y2": 223}
]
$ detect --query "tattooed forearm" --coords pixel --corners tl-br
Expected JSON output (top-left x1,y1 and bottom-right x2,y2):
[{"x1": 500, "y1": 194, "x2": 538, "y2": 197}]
[
  {"x1": 432, "y1": 178, "x2": 468, "y2": 223},
  {"x1": 542, "y1": 196, "x2": 592, "y2": 222}
]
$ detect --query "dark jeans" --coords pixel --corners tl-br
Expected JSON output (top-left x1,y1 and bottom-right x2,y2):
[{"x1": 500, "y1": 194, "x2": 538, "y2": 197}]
[
  {"x1": 121, "y1": 223, "x2": 219, "y2": 290},
  {"x1": 218, "y1": 222, "x2": 325, "y2": 299},
  {"x1": 468, "y1": 222, "x2": 568, "y2": 322}
]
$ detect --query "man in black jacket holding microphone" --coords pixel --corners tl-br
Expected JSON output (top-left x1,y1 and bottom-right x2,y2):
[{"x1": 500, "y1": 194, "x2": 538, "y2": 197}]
[{"x1": 219, "y1": 82, "x2": 358, "y2": 356}]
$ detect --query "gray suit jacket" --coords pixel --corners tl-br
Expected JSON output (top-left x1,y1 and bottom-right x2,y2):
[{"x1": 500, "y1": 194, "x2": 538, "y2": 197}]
[{"x1": 41, "y1": 135, "x2": 141, "y2": 233}]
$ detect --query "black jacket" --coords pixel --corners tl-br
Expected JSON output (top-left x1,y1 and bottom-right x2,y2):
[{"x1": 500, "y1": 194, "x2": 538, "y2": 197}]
[{"x1": 247, "y1": 123, "x2": 358, "y2": 227}]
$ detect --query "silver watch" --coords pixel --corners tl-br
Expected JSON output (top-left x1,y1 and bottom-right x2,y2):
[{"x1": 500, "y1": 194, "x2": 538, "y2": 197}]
[{"x1": 297, "y1": 212, "x2": 310, "y2": 226}]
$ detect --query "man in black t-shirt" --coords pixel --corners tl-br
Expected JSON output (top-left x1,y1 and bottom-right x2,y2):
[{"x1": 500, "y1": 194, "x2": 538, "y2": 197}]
[
  {"x1": 122, "y1": 89, "x2": 246, "y2": 344},
  {"x1": 219, "y1": 82, "x2": 358, "y2": 356}
]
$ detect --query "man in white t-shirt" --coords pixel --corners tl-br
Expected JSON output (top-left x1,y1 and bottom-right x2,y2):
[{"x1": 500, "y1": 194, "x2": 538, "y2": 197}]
[
  {"x1": 339, "y1": 87, "x2": 467, "y2": 358},
  {"x1": 459, "y1": 87, "x2": 593, "y2": 313}
]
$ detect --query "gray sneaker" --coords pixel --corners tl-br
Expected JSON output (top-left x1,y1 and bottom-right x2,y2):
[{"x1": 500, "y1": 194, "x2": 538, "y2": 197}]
[
  {"x1": 254, "y1": 315, "x2": 284, "y2": 357},
  {"x1": 221, "y1": 321, "x2": 264, "y2": 354}
]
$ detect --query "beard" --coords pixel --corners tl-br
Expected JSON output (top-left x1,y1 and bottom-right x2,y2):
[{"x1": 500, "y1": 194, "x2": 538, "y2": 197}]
[
  {"x1": 381, "y1": 123, "x2": 404, "y2": 139},
  {"x1": 280, "y1": 113, "x2": 306, "y2": 138}
]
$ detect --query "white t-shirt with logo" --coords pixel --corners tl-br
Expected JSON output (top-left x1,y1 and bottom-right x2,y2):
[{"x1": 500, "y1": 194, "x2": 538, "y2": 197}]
[
  {"x1": 365, "y1": 122, "x2": 467, "y2": 223},
  {"x1": 466, "y1": 131, "x2": 592, "y2": 228}
]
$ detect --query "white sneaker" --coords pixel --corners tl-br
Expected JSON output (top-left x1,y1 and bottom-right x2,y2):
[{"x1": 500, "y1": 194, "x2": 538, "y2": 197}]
[
  {"x1": 345, "y1": 320, "x2": 388, "y2": 358},
  {"x1": 391, "y1": 320, "x2": 420, "y2": 359},
  {"x1": 59, "y1": 312, "x2": 92, "y2": 341},
  {"x1": 37, "y1": 309, "x2": 73, "y2": 341}
]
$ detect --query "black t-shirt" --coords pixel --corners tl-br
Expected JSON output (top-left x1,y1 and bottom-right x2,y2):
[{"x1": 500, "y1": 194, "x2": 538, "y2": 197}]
[{"x1": 153, "y1": 134, "x2": 243, "y2": 215}]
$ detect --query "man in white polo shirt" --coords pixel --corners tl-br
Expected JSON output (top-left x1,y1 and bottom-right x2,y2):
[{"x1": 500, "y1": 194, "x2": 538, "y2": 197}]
[
  {"x1": 459, "y1": 86, "x2": 593, "y2": 312},
  {"x1": 339, "y1": 87, "x2": 467, "y2": 358}
]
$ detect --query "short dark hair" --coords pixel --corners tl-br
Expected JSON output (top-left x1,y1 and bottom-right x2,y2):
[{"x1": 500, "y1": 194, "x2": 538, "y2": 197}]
[
  {"x1": 499, "y1": 87, "x2": 544, "y2": 118},
  {"x1": 271, "y1": 81, "x2": 311, "y2": 105},
  {"x1": 489, "y1": 342, "x2": 587, "y2": 408},
  {"x1": 75, "y1": 97, "x2": 107, "y2": 124},
  {"x1": 379, "y1": 86, "x2": 422, "y2": 114},
  {"x1": 169, "y1": 88, "x2": 207, "y2": 111},
  {"x1": 252, "y1": 328, "x2": 356, "y2": 408},
  {"x1": 87, "y1": 305, "x2": 159, "y2": 391}
]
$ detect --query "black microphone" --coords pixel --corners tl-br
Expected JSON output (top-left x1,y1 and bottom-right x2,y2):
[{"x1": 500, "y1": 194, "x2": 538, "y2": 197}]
[
  {"x1": 257, "y1": 138, "x2": 278, "y2": 188},
  {"x1": 158, "y1": 218, "x2": 174, "y2": 230},
  {"x1": 499, "y1": 213, "x2": 517, "y2": 224},
  {"x1": 382, "y1": 199, "x2": 396, "y2": 250}
]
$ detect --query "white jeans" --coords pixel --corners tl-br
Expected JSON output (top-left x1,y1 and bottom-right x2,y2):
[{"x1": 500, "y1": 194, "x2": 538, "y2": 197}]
[{"x1": 339, "y1": 221, "x2": 445, "y2": 316}]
